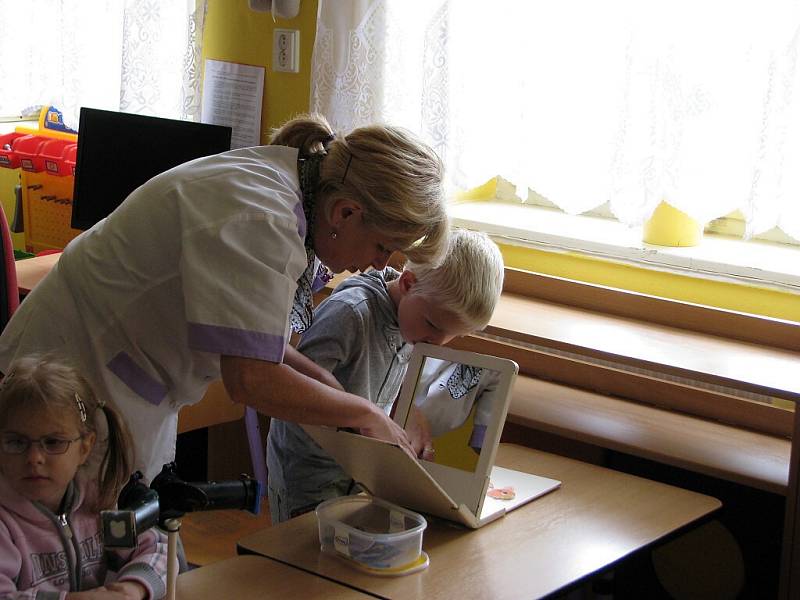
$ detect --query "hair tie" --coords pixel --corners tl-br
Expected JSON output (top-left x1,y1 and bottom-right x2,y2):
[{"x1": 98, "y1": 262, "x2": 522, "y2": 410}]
[
  {"x1": 0, "y1": 369, "x2": 15, "y2": 391},
  {"x1": 322, "y1": 133, "x2": 335, "y2": 149},
  {"x1": 74, "y1": 393, "x2": 87, "y2": 423}
]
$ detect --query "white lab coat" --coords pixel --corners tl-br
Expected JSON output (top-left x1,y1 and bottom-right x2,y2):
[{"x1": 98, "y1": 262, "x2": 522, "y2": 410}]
[
  {"x1": 413, "y1": 358, "x2": 500, "y2": 448},
  {"x1": 0, "y1": 145, "x2": 310, "y2": 480}
]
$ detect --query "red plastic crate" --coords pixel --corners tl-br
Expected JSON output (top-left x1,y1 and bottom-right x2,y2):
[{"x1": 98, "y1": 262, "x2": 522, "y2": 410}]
[
  {"x1": 14, "y1": 135, "x2": 49, "y2": 172},
  {"x1": 40, "y1": 139, "x2": 74, "y2": 176},
  {"x1": 0, "y1": 132, "x2": 27, "y2": 169},
  {"x1": 63, "y1": 143, "x2": 78, "y2": 176}
]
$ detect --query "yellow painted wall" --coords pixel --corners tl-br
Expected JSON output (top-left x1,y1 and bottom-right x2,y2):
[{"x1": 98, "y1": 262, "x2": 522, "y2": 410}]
[
  {"x1": 202, "y1": 0, "x2": 319, "y2": 142},
  {"x1": 432, "y1": 406, "x2": 480, "y2": 472},
  {"x1": 500, "y1": 244, "x2": 800, "y2": 322}
]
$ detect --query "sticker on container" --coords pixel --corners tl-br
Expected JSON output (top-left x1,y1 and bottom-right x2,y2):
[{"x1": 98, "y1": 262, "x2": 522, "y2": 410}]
[
  {"x1": 333, "y1": 525, "x2": 351, "y2": 557},
  {"x1": 389, "y1": 510, "x2": 405, "y2": 533}
]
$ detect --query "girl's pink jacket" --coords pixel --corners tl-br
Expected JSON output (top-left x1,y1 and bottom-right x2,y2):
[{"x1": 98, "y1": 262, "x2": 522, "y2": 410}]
[{"x1": 0, "y1": 473, "x2": 166, "y2": 599}]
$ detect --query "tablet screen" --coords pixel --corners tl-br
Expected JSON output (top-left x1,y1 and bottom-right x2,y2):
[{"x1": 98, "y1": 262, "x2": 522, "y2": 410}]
[
  {"x1": 410, "y1": 357, "x2": 503, "y2": 473},
  {"x1": 394, "y1": 343, "x2": 518, "y2": 513}
]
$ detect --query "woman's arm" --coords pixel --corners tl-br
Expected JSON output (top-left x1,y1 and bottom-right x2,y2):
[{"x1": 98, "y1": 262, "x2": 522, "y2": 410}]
[
  {"x1": 220, "y1": 355, "x2": 415, "y2": 457},
  {"x1": 282, "y1": 344, "x2": 343, "y2": 391}
]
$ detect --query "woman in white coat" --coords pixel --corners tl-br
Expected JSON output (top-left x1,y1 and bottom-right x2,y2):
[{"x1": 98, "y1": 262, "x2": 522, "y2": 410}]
[{"x1": 0, "y1": 113, "x2": 448, "y2": 481}]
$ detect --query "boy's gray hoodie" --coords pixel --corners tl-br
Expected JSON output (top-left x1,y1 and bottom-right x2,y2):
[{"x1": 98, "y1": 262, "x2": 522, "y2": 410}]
[{"x1": 266, "y1": 268, "x2": 413, "y2": 521}]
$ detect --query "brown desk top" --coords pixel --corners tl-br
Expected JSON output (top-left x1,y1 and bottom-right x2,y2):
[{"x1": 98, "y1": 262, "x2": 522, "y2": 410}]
[
  {"x1": 15, "y1": 252, "x2": 60, "y2": 294},
  {"x1": 176, "y1": 555, "x2": 374, "y2": 599},
  {"x1": 238, "y1": 444, "x2": 721, "y2": 600}
]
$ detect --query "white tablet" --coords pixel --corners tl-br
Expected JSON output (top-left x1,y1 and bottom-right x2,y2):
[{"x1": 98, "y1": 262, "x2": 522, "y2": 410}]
[{"x1": 303, "y1": 343, "x2": 560, "y2": 528}]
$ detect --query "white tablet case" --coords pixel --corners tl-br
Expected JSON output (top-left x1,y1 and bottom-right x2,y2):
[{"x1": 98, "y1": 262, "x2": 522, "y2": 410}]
[{"x1": 303, "y1": 343, "x2": 560, "y2": 529}]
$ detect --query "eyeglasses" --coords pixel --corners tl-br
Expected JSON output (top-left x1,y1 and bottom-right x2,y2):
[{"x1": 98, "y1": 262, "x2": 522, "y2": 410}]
[{"x1": 0, "y1": 434, "x2": 83, "y2": 455}]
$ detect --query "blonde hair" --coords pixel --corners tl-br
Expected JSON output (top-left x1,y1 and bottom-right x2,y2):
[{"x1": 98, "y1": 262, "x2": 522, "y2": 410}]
[
  {"x1": 405, "y1": 229, "x2": 504, "y2": 331},
  {"x1": 270, "y1": 113, "x2": 449, "y2": 264},
  {"x1": 0, "y1": 355, "x2": 133, "y2": 511}
]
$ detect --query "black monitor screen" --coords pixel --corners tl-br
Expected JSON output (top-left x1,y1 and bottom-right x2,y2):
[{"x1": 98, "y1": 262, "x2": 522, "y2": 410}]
[{"x1": 71, "y1": 107, "x2": 232, "y2": 230}]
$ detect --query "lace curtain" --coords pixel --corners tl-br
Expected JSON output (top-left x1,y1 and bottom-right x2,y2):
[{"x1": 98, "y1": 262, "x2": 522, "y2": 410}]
[
  {"x1": 313, "y1": 0, "x2": 800, "y2": 241},
  {"x1": 0, "y1": 0, "x2": 206, "y2": 130}
]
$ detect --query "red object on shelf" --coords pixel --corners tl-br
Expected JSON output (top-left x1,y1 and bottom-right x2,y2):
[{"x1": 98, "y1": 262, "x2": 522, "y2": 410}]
[
  {"x1": 63, "y1": 143, "x2": 78, "y2": 176},
  {"x1": 13, "y1": 135, "x2": 50, "y2": 172},
  {"x1": 40, "y1": 139, "x2": 74, "y2": 176},
  {"x1": 0, "y1": 132, "x2": 27, "y2": 169}
]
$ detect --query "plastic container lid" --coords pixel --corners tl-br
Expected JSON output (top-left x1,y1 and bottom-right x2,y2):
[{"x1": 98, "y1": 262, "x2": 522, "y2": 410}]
[{"x1": 316, "y1": 495, "x2": 427, "y2": 573}]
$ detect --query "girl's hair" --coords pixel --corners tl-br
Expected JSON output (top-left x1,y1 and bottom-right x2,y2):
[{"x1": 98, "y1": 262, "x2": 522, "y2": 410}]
[
  {"x1": 0, "y1": 355, "x2": 133, "y2": 510},
  {"x1": 270, "y1": 113, "x2": 449, "y2": 264},
  {"x1": 405, "y1": 229, "x2": 505, "y2": 332}
]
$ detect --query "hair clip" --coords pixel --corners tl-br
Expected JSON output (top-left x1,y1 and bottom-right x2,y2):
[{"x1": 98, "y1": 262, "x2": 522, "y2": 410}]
[
  {"x1": 341, "y1": 151, "x2": 354, "y2": 184},
  {"x1": 74, "y1": 393, "x2": 87, "y2": 423}
]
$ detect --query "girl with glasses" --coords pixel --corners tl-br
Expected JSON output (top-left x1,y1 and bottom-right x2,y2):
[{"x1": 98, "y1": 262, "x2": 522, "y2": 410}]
[{"x1": 0, "y1": 355, "x2": 166, "y2": 600}]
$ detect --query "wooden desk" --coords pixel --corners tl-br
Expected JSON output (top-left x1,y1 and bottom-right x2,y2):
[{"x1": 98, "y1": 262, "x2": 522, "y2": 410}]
[
  {"x1": 15, "y1": 252, "x2": 60, "y2": 294},
  {"x1": 238, "y1": 444, "x2": 721, "y2": 600},
  {"x1": 176, "y1": 555, "x2": 374, "y2": 599}
]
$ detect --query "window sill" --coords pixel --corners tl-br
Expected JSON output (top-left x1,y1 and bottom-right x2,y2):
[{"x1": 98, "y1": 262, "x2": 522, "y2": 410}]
[
  {"x1": 323, "y1": 266, "x2": 799, "y2": 495},
  {"x1": 507, "y1": 373, "x2": 790, "y2": 495},
  {"x1": 446, "y1": 267, "x2": 799, "y2": 494},
  {"x1": 450, "y1": 200, "x2": 800, "y2": 292}
]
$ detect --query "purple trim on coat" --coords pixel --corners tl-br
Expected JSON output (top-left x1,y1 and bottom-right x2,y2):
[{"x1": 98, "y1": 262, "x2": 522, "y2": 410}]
[
  {"x1": 106, "y1": 352, "x2": 168, "y2": 406},
  {"x1": 187, "y1": 322, "x2": 286, "y2": 362},
  {"x1": 469, "y1": 424, "x2": 487, "y2": 451},
  {"x1": 293, "y1": 200, "x2": 306, "y2": 239},
  {"x1": 311, "y1": 270, "x2": 328, "y2": 293}
]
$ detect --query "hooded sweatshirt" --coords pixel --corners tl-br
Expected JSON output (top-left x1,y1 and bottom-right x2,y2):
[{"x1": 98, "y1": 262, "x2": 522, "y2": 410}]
[
  {"x1": 266, "y1": 268, "x2": 414, "y2": 520},
  {"x1": 0, "y1": 473, "x2": 167, "y2": 600}
]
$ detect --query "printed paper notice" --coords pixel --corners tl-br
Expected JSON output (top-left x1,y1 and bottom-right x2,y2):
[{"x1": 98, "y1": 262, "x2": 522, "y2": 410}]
[{"x1": 201, "y1": 59, "x2": 265, "y2": 149}]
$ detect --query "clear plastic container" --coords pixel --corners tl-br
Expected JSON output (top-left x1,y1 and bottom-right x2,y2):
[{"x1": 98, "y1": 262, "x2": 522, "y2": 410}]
[{"x1": 316, "y1": 495, "x2": 427, "y2": 571}]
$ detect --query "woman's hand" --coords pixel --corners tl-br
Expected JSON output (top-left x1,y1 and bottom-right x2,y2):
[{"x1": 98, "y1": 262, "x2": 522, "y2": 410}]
[
  {"x1": 358, "y1": 407, "x2": 416, "y2": 460},
  {"x1": 405, "y1": 405, "x2": 435, "y2": 461}
]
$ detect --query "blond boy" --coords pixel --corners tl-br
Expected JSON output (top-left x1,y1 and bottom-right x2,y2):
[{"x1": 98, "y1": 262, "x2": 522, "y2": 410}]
[{"x1": 266, "y1": 229, "x2": 504, "y2": 523}]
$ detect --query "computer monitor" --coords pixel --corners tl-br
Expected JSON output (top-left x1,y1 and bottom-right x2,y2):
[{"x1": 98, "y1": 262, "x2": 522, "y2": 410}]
[{"x1": 71, "y1": 107, "x2": 232, "y2": 231}]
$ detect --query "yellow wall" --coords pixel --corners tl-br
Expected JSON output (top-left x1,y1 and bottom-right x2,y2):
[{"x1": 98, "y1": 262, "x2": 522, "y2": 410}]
[
  {"x1": 202, "y1": 0, "x2": 319, "y2": 142},
  {"x1": 500, "y1": 244, "x2": 800, "y2": 322}
]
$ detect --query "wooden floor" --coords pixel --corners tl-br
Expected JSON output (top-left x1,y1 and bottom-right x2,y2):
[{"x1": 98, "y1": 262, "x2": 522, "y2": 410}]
[{"x1": 181, "y1": 507, "x2": 273, "y2": 566}]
